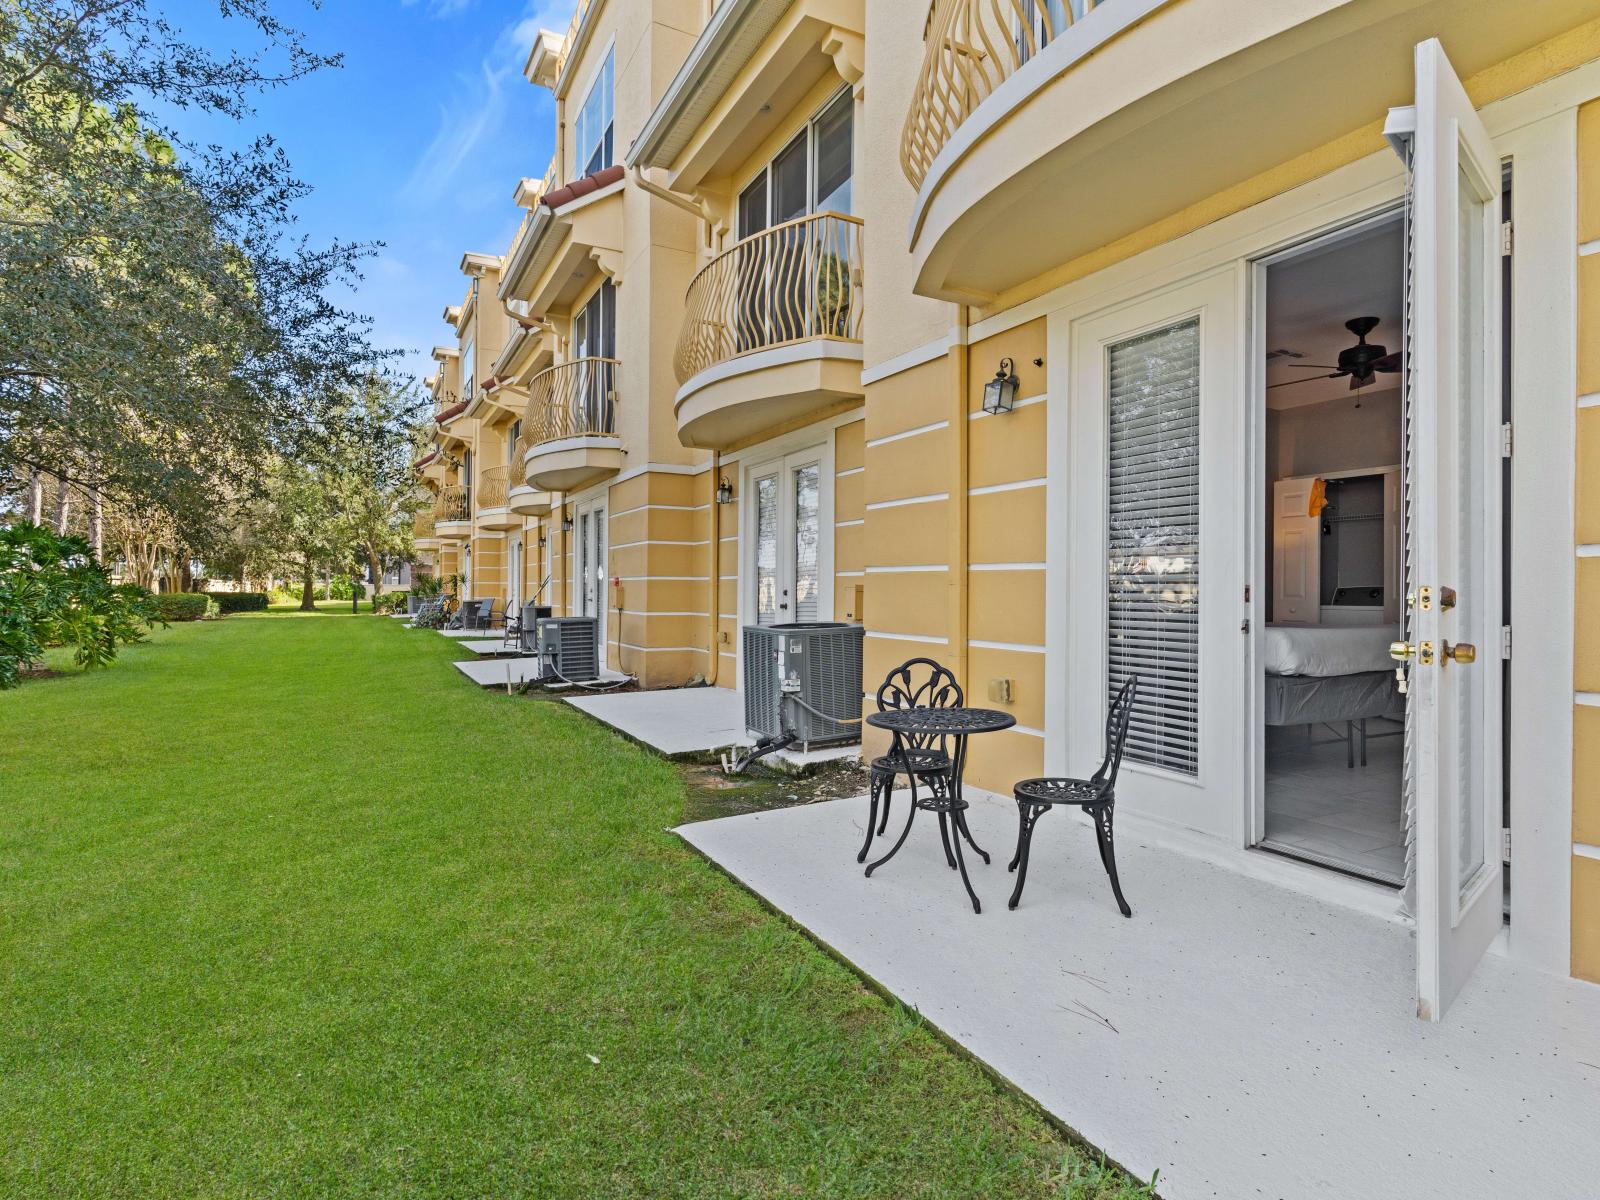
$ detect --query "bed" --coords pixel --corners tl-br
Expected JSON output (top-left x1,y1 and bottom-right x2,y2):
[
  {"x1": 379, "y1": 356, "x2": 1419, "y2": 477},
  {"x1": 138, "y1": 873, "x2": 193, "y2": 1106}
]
[{"x1": 1263, "y1": 623, "x2": 1403, "y2": 765}]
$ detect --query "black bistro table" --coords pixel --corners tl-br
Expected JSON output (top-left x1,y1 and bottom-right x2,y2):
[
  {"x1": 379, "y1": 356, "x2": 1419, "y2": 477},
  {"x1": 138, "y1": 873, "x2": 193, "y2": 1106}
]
[{"x1": 863, "y1": 706, "x2": 1016, "y2": 912}]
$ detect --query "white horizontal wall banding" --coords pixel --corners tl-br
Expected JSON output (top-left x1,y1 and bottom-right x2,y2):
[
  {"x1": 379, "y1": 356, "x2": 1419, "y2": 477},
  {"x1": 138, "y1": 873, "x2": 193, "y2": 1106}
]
[
  {"x1": 865, "y1": 492, "x2": 948, "y2": 510},
  {"x1": 865, "y1": 420, "x2": 948, "y2": 448}
]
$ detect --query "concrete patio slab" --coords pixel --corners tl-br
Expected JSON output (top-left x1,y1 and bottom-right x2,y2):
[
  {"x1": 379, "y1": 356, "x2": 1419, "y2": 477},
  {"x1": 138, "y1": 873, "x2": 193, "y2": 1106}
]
[
  {"x1": 451, "y1": 658, "x2": 629, "y2": 689},
  {"x1": 435, "y1": 628, "x2": 486, "y2": 638},
  {"x1": 564, "y1": 686, "x2": 861, "y2": 768},
  {"x1": 566, "y1": 687, "x2": 747, "y2": 756},
  {"x1": 460, "y1": 638, "x2": 518, "y2": 656},
  {"x1": 677, "y1": 790, "x2": 1600, "y2": 1200}
]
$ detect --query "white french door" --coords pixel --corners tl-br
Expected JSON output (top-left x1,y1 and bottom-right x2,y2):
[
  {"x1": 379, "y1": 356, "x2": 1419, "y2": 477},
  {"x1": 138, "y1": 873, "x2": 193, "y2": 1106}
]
[
  {"x1": 748, "y1": 449, "x2": 828, "y2": 628},
  {"x1": 508, "y1": 537, "x2": 522, "y2": 615},
  {"x1": 1385, "y1": 39, "x2": 1504, "y2": 1020},
  {"x1": 1067, "y1": 272, "x2": 1243, "y2": 839},
  {"x1": 575, "y1": 498, "x2": 608, "y2": 666}
]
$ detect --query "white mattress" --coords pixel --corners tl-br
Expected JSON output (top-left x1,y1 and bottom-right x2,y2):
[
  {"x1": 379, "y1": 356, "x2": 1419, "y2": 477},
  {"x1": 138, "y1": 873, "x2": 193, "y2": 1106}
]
[{"x1": 1262, "y1": 623, "x2": 1399, "y2": 677}]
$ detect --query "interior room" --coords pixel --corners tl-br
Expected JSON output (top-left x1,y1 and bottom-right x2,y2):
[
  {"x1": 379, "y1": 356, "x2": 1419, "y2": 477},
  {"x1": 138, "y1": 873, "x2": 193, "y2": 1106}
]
[{"x1": 1259, "y1": 216, "x2": 1406, "y2": 886}]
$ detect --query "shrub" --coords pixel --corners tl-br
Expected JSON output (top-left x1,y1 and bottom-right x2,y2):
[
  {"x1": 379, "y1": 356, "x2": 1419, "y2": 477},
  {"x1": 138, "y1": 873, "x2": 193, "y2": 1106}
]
[
  {"x1": 0, "y1": 522, "x2": 158, "y2": 688},
  {"x1": 326, "y1": 576, "x2": 366, "y2": 601},
  {"x1": 154, "y1": 593, "x2": 211, "y2": 622},
  {"x1": 208, "y1": 591, "x2": 269, "y2": 613},
  {"x1": 372, "y1": 591, "x2": 408, "y2": 615}
]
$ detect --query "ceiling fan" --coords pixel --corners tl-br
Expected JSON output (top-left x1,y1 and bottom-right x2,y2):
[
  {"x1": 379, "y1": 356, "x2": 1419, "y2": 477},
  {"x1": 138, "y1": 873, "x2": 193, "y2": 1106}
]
[{"x1": 1268, "y1": 316, "x2": 1403, "y2": 393}]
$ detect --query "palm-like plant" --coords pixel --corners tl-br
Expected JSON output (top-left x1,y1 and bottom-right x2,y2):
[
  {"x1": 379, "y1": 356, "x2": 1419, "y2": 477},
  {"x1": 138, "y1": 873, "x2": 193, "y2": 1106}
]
[{"x1": 0, "y1": 523, "x2": 159, "y2": 688}]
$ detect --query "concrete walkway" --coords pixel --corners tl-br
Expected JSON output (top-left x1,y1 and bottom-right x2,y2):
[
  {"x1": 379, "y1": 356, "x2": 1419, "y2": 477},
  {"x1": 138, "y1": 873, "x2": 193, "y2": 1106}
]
[{"x1": 678, "y1": 790, "x2": 1600, "y2": 1200}]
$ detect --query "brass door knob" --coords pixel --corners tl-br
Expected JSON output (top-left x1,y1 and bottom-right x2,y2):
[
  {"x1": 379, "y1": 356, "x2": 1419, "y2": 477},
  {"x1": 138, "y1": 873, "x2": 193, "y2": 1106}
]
[
  {"x1": 1442, "y1": 640, "x2": 1477, "y2": 665},
  {"x1": 1391, "y1": 640, "x2": 1435, "y2": 665}
]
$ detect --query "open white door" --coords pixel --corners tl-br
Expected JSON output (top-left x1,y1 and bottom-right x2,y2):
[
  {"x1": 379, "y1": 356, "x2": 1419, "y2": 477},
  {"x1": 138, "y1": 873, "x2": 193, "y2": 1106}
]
[{"x1": 1385, "y1": 39, "x2": 1504, "y2": 1020}]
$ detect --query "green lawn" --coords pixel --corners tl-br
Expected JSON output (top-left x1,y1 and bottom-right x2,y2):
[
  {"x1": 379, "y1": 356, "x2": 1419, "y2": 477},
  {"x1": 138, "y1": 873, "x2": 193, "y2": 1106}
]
[{"x1": 0, "y1": 614, "x2": 1144, "y2": 1198}]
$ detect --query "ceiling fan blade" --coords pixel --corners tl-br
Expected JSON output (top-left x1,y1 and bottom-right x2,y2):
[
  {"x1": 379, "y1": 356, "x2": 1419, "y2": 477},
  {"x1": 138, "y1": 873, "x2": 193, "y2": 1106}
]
[
  {"x1": 1280, "y1": 363, "x2": 1342, "y2": 370},
  {"x1": 1373, "y1": 352, "x2": 1403, "y2": 372},
  {"x1": 1267, "y1": 373, "x2": 1343, "y2": 390},
  {"x1": 1349, "y1": 371, "x2": 1377, "y2": 391}
]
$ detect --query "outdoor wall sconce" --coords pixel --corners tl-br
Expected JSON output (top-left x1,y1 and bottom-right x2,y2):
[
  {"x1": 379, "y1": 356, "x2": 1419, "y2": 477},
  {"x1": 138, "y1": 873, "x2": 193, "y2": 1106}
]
[
  {"x1": 561, "y1": 509, "x2": 573, "y2": 532},
  {"x1": 982, "y1": 357, "x2": 1019, "y2": 416},
  {"x1": 536, "y1": 533, "x2": 547, "y2": 548},
  {"x1": 716, "y1": 476, "x2": 735, "y2": 505}
]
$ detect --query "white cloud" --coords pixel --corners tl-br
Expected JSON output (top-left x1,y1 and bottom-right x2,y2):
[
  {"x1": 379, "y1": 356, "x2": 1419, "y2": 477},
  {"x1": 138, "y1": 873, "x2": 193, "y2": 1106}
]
[{"x1": 400, "y1": 0, "x2": 479, "y2": 18}]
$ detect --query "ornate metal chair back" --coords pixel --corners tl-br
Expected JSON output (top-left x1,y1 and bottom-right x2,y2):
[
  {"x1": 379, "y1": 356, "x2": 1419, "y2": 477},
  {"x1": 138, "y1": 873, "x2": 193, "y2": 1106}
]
[
  {"x1": 1092, "y1": 676, "x2": 1139, "y2": 793},
  {"x1": 875, "y1": 657, "x2": 964, "y2": 758}
]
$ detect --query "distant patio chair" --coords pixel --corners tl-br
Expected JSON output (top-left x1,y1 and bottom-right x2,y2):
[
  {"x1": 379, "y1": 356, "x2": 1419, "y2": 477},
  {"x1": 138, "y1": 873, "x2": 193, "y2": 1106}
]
[{"x1": 1007, "y1": 676, "x2": 1138, "y2": 917}]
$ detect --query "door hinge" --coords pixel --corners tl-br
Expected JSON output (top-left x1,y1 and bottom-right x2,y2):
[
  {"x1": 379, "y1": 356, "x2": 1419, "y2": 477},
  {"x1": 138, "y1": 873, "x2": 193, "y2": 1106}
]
[
  {"x1": 1501, "y1": 220, "x2": 1514, "y2": 256},
  {"x1": 1501, "y1": 624, "x2": 1513, "y2": 660},
  {"x1": 1502, "y1": 827, "x2": 1512, "y2": 863},
  {"x1": 1500, "y1": 421, "x2": 1514, "y2": 458}
]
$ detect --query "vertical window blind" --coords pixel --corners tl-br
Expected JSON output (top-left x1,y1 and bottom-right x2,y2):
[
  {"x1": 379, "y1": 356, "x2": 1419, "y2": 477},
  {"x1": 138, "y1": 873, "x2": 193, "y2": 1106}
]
[
  {"x1": 754, "y1": 474, "x2": 779, "y2": 625},
  {"x1": 1106, "y1": 318, "x2": 1201, "y2": 776},
  {"x1": 793, "y1": 464, "x2": 820, "y2": 622}
]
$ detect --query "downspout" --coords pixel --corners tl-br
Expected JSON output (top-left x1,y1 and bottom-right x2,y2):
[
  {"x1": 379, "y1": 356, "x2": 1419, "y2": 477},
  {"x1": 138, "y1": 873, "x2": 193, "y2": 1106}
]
[
  {"x1": 950, "y1": 304, "x2": 971, "y2": 692},
  {"x1": 629, "y1": 165, "x2": 713, "y2": 223},
  {"x1": 706, "y1": 451, "x2": 721, "y2": 687}
]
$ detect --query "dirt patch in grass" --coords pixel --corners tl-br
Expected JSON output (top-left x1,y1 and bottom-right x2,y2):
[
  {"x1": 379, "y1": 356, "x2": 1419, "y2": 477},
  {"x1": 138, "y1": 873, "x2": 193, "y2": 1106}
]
[{"x1": 678, "y1": 757, "x2": 870, "y2": 824}]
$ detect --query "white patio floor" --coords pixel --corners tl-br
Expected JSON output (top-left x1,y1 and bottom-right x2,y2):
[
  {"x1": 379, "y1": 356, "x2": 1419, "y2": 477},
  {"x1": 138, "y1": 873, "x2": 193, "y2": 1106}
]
[
  {"x1": 566, "y1": 686, "x2": 860, "y2": 767},
  {"x1": 677, "y1": 790, "x2": 1600, "y2": 1200},
  {"x1": 450, "y1": 658, "x2": 628, "y2": 688}
]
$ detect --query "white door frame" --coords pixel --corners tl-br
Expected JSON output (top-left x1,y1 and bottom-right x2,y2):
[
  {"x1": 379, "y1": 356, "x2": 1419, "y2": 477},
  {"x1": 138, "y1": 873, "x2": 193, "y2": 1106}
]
[
  {"x1": 508, "y1": 536, "x2": 522, "y2": 615},
  {"x1": 738, "y1": 435, "x2": 835, "y2": 675},
  {"x1": 1058, "y1": 268, "x2": 1245, "y2": 841},
  {"x1": 574, "y1": 495, "x2": 608, "y2": 668},
  {"x1": 1037, "y1": 62, "x2": 1589, "y2": 974}
]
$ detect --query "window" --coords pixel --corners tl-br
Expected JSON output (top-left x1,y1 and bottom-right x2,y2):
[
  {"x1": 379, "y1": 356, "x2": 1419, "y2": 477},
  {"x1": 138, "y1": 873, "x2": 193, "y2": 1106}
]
[
  {"x1": 736, "y1": 88, "x2": 854, "y2": 238},
  {"x1": 1106, "y1": 318, "x2": 1200, "y2": 776},
  {"x1": 459, "y1": 335, "x2": 474, "y2": 401},
  {"x1": 506, "y1": 418, "x2": 521, "y2": 465},
  {"x1": 575, "y1": 49, "x2": 614, "y2": 178}
]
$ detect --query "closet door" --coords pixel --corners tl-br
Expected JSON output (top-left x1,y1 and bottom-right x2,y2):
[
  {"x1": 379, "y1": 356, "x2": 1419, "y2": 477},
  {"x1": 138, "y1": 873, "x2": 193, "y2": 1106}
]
[{"x1": 1273, "y1": 477, "x2": 1321, "y2": 623}]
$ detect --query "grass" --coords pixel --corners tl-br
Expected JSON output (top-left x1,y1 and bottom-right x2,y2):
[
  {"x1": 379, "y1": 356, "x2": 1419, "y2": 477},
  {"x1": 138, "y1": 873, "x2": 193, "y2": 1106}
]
[{"x1": 0, "y1": 614, "x2": 1153, "y2": 1198}]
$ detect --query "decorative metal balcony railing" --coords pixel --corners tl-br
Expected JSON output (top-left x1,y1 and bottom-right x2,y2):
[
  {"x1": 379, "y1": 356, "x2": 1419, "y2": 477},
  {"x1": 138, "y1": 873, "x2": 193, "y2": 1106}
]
[
  {"x1": 901, "y1": 0, "x2": 1106, "y2": 191},
  {"x1": 435, "y1": 483, "x2": 470, "y2": 522},
  {"x1": 510, "y1": 452, "x2": 529, "y2": 488},
  {"x1": 675, "y1": 212, "x2": 864, "y2": 385},
  {"x1": 524, "y1": 357, "x2": 620, "y2": 444},
  {"x1": 477, "y1": 464, "x2": 512, "y2": 509}
]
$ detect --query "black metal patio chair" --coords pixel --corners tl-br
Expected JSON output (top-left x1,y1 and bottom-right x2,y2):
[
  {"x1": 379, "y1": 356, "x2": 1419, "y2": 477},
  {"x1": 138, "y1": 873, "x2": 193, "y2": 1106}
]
[
  {"x1": 858, "y1": 658, "x2": 985, "y2": 869},
  {"x1": 1007, "y1": 676, "x2": 1138, "y2": 917}
]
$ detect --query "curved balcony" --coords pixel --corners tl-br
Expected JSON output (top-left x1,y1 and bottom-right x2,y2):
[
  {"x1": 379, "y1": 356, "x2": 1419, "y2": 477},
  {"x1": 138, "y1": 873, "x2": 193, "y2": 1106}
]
[
  {"x1": 674, "y1": 212, "x2": 864, "y2": 450},
  {"x1": 474, "y1": 464, "x2": 521, "y2": 531},
  {"x1": 521, "y1": 357, "x2": 624, "y2": 493},
  {"x1": 506, "y1": 449, "x2": 555, "y2": 516},
  {"x1": 899, "y1": 0, "x2": 1593, "y2": 305},
  {"x1": 413, "y1": 510, "x2": 441, "y2": 552},
  {"x1": 434, "y1": 483, "x2": 471, "y2": 539}
]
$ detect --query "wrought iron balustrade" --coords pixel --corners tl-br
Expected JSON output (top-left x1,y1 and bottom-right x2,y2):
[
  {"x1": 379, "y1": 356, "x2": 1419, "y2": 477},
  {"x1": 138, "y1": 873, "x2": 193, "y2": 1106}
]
[
  {"x1": 902, "y1": 0, "x2": 1107, "y2": 191},
  {"x1": 676, "y1": 212, "x2": 863, "y2": 385},
  {"x1": 523, "y1": 357, "x2": 621, "y2": 444}
]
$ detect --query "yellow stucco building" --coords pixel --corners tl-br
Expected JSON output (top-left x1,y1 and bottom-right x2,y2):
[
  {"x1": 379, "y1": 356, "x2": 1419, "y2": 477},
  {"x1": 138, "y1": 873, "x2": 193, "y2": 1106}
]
[{"x1": 414, "y1": 0, "x2": 1600, "y2": 1018}]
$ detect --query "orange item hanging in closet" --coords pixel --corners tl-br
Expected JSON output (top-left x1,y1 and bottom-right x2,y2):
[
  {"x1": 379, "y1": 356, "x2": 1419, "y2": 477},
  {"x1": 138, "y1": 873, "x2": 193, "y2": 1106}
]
[{"x1": 1307, "y1": 477, "x2": 1329, "y2": 516}]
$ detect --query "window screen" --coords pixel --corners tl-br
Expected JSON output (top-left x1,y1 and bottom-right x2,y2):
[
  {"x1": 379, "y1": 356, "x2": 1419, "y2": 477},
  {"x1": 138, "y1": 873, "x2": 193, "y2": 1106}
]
[{"x1": 1106, "y1": 318, "x2": 1200, "y2": 776}]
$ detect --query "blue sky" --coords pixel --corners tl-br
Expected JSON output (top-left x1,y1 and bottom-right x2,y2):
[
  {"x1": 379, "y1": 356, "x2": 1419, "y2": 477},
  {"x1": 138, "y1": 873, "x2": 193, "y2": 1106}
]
[{"x1": 164, "y1": 0, "x2": 567, "y2": 387}]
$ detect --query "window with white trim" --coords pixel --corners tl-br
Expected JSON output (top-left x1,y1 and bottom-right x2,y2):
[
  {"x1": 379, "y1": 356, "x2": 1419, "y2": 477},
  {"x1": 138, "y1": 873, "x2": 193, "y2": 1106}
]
[{"x1": 574, "y1": 49, "x2": 614, "y2": 177}]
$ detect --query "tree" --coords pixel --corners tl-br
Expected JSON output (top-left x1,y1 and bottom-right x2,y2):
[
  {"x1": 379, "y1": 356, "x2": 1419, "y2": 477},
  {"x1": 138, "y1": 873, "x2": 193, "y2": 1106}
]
[
  {"x1": 327, "y1": 377, "x2": 430, "y2": 592},
  {"x1": 0, "y1": 2, "x2": 395, "y2": 534}
]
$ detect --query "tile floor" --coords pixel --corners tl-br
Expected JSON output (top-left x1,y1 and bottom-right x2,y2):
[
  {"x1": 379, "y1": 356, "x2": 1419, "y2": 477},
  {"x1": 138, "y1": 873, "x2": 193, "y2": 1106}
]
[{"x1": 1262, "y1": 720, "x2": 1404, "y2": 885}]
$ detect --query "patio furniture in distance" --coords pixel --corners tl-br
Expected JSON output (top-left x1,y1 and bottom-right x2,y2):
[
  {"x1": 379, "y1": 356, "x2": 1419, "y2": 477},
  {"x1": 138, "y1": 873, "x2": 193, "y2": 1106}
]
[
  {"x1": 863, "y1": 659, "x2": 1017, "y2": 914},
  {"x1": 1007, "y1": 676, "x2": 1138, "y2": 917}
]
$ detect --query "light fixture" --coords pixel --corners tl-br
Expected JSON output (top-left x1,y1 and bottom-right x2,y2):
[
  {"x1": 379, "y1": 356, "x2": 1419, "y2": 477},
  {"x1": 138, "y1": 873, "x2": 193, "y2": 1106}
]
[
  {"x1": 537, "y1": 533, "x2": 547, "y2": 548},
  {"x1": 716, "y1": 475, "x2": 735, "y2": 505},
  {"x1": 561, "y1": 508, "x2": 573, "y2": 532},
  {"x1": 982, "y1": 357, "x2": 1019, "y2": 416}
]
